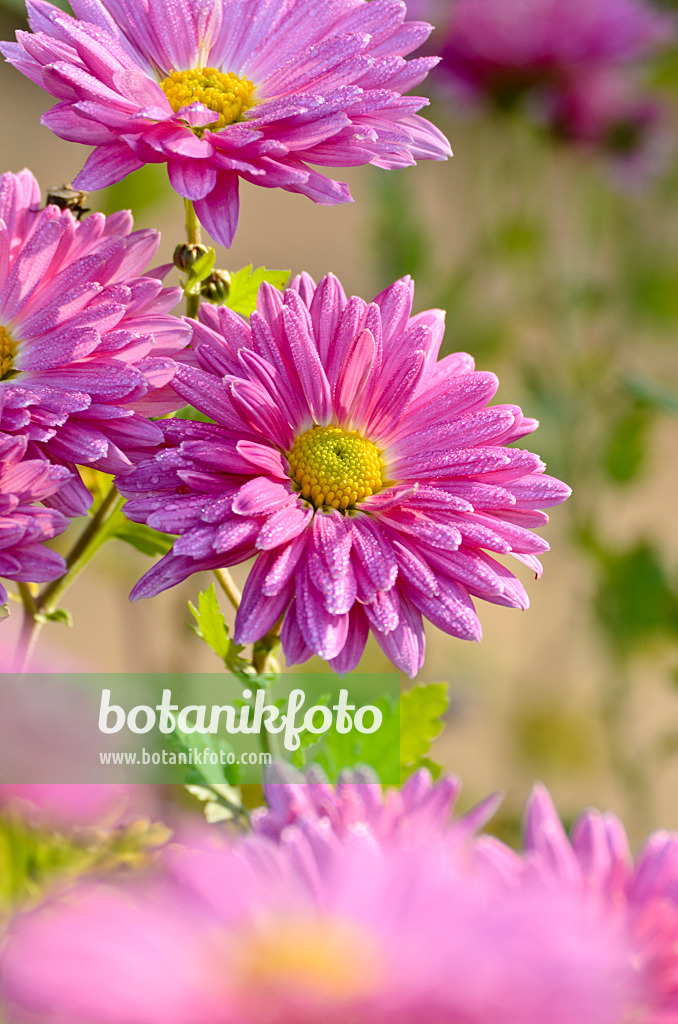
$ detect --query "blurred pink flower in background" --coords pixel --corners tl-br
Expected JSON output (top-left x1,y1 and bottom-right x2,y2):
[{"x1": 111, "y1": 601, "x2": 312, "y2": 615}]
[
  {"x1": 551, "y1": 68, "x2": 670, "y2": 183},
  {"x1": 0, "y1": 820, "x2": 639, "y2": 1024},
  {"x1": 437, "y1": 0, "x2": 671, "y2": 105},
  {"x1": 411, "y1": 0, "x2": 675, "y2": 177},
  {"x1": 0, "y1": 674, "x2": 153, "y2": 827},
  {"x1": 0, "y1": 784, "x2": 137, "y2": 830}
]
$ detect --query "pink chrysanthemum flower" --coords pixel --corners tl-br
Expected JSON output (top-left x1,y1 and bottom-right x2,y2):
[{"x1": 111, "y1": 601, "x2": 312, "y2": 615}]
[
  {"x1": 0, "y1": 429, "x2": 69, "y2": 604},
  {"x1": 0, "y1": 169, "x2": 190, "y2": 516},
  {"x1": 438, "y1": 0, "x2": 672, "y2": 107},
  {"x1": 524, "y1": 784, "x2": 678, "y2": 1022},
  {"x1": 0, "y1": 825, "x2": 636, "y2": 1024},
  {"x1": 252, "y1": 763, "x2": 501, "y2": 849},
  {"x1": 1, "y1": 0, "x2": 452, "y2": 248},
  {"x1": 120, "y1": 272, "x2": 570, "y2": 676}
]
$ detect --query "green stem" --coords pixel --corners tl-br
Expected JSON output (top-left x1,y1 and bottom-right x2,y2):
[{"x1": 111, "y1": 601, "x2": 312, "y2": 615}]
[
  {"x1": 251, "y1": 628, "x2": 282, "y2": 759},
  {"x1": 184, "y1": 200, "x2": 202, "y2": 319},
  {"x1": 185, "y1": 199, "x2": 202, "y2": 245},
  {"x1": 14, "y1": 483, "x2": 124, "y2": 671},
  {"x1": 15, "y1": 583, "x2": 38, "y2": 672},
  {"x1": 213, "y1": 568, "x2": 242, "y2": 612},
  {"x1": 252, "y1": 628, "x2": 281, "y2": 676},
  {"x1": 182, "y1": 188, "x2": 279, "y2": 762}
]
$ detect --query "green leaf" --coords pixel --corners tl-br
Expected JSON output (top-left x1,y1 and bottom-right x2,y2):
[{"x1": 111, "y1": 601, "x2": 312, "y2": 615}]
[
  {"x1": 184, "y1": 248, "x2": 216, "y2": 293},
  {"x1": 414, "y1": 757, "x2": 443, "y2": 781},
  {"x1": 174, "y1": 405, "x2": 215, "y2": 423},
  {"x1": 34, "y1": 608, "x2": 73, "y2": 627},
  {"x1": 111, "y1": 520, "x2": 175, "y2": 557},
  {"x1": 185, "y1": 783, "x2": 246, "y2": 823},
  {"x1": 292, "y1": 695, "x2": 399, "y2": 783},
  {"x1": 223, "y1": 264, "x2": 289, "y2": 317},
  {"x1": 189, "y1": 584, "x2": 230, "y2": 660},
  {"x1": 290, "y1": 683, "x2": 448, "y2": 784},
  {"x1": 169, "y1": 726, "x2": 242, "y2": 787},
  {"x1": 188, "y1": 584, "x2": 249, "y2": 675},
  {"x1": 400, "y1": 682, "x2": 448, "y2": 779}
]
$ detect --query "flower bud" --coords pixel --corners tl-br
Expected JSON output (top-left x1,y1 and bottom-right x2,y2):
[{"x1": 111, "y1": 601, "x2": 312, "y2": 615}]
[
  {"x1": 173, "y1": 243, "x2": 210, "y2": 273},
  {"x1": 200, "y1": 269, "x2": 231, "y2": 304}
]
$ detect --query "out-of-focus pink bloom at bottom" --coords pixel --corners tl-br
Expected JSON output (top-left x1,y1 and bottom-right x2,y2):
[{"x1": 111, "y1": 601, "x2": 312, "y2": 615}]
[
  {"x1": 0, "y1": 784, "x2": 141, "y2": 830},
  {"x1": 523, "y1": 784, "x2": 678, "y2": 1022},
  {"x1": 0, "y1": 825, "x2": 642, "y2": 1024},
  {"x1": 251, "y1": 763, "x2": 500, "y2": 847}
]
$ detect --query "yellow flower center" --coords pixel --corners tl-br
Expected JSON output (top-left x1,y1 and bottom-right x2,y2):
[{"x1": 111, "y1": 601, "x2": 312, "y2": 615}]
[
  {"x1": 0, "y1": 326, "x2": 16, "y2": 380},
  {"x1": 287, "y1": 424, "x2": 384, "y2": 511},
  {"x1": 232, "y1": 918, "x2": 379, "y2": 1003},
  {"x1": 160, "y1": 67, "x2": 255, "y2": 130}
]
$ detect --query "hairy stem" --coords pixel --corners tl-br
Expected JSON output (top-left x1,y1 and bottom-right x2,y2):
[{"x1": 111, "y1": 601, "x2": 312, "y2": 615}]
[
  {"x1": 252, "y1": 628, "x2": 283, "y2": 758},
  {"x1": 252, "y1": 628, "x2": 281, "y2": 677},
  {"x1": 213, "y1": 568, "x2": 242, "y2": 611},
  {"x1": 184, "y1": 200, "x2": 202, "y2": 319},
  {"x1": 184, "y1": 198, "x2": 202, "y2": 245},
  {"x1": 15, "y1": 583, "x2": 38, "y2": 672}
]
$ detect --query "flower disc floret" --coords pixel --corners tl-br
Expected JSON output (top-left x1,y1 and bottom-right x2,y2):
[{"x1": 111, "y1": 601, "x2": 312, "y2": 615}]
[
  {"x1": 0, "y1": 326, "x2": 16, "y2": 380},
  {"x1": 234, "y1": 917, "x2": 379, "y2": 1002},
  {"x1": 288, "y1": 425, "x2": 384, "y2": 510},
  {"x1": 160, "y1": 68, "x2": 255, "y2": 130}
]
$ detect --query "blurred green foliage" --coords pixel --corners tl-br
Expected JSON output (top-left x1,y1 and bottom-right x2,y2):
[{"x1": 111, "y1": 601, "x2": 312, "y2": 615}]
[
  {"x1": 512, "y1": 703, "x2": 599, "y2": 774},
  {"x1": 595, "y1": 542, "x2": 678, "y2": 654},
  {"x1": 372, "y1": 173, "x2": 430, "y2": 284},
  {"x1": 99, "y1": 164, "x2": 173, "y2": 219},
  {"x1": 0, "y1": 815, "x2": 169, "y2": 916}
]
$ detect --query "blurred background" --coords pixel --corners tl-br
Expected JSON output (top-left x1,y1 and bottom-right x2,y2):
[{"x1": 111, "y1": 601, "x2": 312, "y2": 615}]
[{"x1": 1, "y1": 0, "x2": 677, "y2": 846}]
